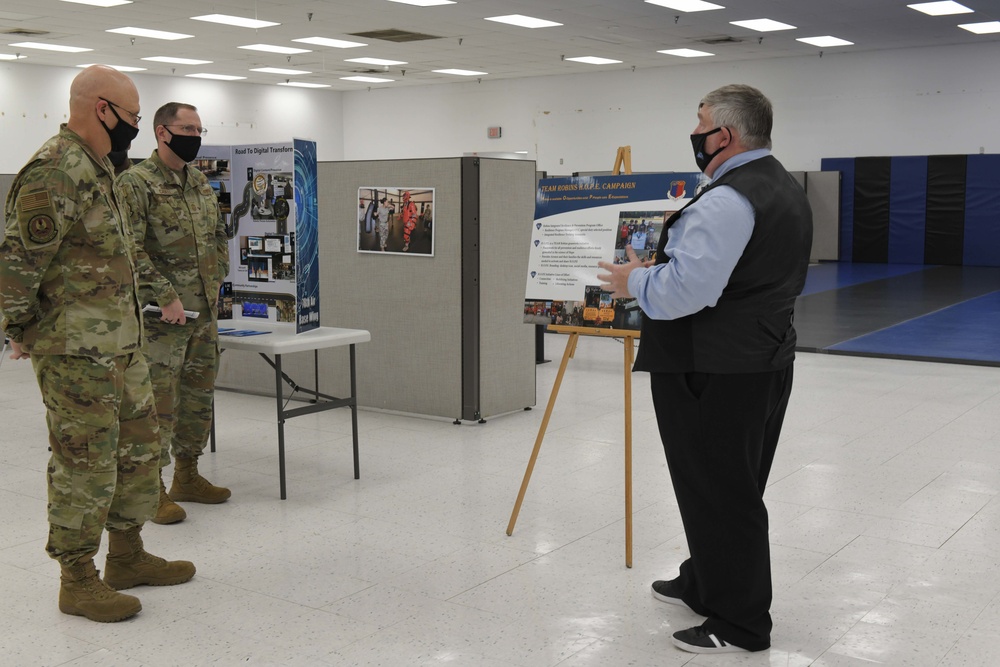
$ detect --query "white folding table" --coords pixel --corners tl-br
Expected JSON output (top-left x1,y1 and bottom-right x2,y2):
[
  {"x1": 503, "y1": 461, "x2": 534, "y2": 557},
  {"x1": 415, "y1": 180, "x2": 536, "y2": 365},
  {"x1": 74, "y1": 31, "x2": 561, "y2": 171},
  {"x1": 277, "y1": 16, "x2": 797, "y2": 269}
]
[{"x1": 214, "y1": 322, "x2": 371, "y2": 499}]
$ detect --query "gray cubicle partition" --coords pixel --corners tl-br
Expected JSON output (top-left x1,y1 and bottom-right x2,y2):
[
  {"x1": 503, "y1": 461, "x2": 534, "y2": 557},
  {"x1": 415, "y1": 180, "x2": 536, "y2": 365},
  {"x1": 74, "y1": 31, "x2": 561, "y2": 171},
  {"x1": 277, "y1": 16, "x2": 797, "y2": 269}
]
[
  {"x1": 216, "y1": 157, "x2": 536, "y2": 422},
  {"x1": 0, "y1": 175, "x2": 14, "y2": 210},
  {"x1": 791, "y1": 171, "x2": 840, "y2": 262}
]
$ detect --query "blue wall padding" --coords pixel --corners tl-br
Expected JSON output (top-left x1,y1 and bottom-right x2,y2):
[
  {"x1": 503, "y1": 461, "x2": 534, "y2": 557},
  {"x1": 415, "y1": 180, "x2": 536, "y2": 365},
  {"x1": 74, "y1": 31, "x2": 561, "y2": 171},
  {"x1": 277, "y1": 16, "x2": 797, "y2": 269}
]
[
  {"x1": 963, "y1": 154, "x2": 1000, "y2": 267},
  {"x1": 888, "y1": 156, "x2": 927, "y2": 265}
]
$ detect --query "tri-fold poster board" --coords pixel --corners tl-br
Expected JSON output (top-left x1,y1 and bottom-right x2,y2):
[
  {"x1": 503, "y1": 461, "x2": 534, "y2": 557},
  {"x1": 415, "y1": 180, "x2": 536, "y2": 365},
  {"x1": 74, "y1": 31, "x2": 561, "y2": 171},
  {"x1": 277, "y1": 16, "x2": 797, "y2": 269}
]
[{"x1": 195, "y1": 139, "x2": 319, "y2": 333}]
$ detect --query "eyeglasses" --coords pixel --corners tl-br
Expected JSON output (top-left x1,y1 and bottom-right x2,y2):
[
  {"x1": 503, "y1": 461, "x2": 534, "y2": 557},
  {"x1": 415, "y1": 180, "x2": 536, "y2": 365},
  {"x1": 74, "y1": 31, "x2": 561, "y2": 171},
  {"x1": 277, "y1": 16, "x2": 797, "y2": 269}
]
[
  {"x1": 98, "y1": 97, "x2": 141, "y2": 125},
  {"x1": 164, "y1": 124, "x2": 209, "y2": 136}
]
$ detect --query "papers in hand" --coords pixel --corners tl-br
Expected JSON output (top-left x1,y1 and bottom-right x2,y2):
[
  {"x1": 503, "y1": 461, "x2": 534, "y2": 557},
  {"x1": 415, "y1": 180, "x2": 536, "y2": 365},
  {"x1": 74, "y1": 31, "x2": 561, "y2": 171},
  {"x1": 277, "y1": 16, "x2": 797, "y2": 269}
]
[{"x1": 143, "y1": 304, "x2": 200, "y2": 319}]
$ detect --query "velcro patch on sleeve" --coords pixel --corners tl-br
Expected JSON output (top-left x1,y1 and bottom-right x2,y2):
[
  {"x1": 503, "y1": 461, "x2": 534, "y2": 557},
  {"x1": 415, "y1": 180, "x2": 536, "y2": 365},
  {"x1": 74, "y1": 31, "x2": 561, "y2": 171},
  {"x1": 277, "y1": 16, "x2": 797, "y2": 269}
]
[
  {"x1": 19, "y1": 190, "x2": 52, "y2": 212},
  {"x1": 27, "y1": 214, "x2": 58, "y2": 244}
]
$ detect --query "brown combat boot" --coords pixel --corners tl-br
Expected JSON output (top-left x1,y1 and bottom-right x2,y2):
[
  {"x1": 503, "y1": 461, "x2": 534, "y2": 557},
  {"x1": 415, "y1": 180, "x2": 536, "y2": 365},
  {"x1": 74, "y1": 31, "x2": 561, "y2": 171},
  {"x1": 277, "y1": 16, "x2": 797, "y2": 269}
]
[
  {"x1": 59, "y1": 558, "x2": 142, "y2": 622},
  {"x1": 103, "y1": 526, "x2": 196, "y2": 590},
  {"x1": 151, "y1": 472, "x2": 186, "y2": 525},
  {"x1": 169, "y1": 456, "x2": 231, "y2": 504}
]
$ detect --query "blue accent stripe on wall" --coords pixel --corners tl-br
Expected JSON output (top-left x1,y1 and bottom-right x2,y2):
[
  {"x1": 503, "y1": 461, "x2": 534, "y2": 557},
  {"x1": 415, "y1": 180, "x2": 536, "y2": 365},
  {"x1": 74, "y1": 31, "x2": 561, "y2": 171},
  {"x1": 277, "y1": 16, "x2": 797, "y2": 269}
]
[
  {"x1": 888, "y1": 156, "x2": 927, "y2": 264},
  {"x1": 963, "y1": 154, "x2": 1000, "y2": 267},
  {"x1": 821, "y1": 157, "x2": 854, "y2": 261}
]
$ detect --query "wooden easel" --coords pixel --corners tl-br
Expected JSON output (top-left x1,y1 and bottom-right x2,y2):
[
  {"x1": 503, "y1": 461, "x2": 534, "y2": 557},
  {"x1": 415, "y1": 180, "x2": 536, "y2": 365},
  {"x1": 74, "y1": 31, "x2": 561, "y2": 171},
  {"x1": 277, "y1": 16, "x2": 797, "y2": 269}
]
[
  {"x1": 506, "y1": 325, "x2": 639, "y2": 567},
  {"x1": 612, "y1": 145, "x2": 632, "y2": 175}
]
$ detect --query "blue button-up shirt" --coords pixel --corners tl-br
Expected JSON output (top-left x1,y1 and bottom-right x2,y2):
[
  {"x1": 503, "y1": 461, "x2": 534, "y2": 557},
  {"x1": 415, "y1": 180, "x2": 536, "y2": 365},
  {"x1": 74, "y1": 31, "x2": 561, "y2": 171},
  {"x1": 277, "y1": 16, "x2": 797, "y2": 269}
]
[{"x1": 627, "y1": 149, "x2": 770, "y2": 320}]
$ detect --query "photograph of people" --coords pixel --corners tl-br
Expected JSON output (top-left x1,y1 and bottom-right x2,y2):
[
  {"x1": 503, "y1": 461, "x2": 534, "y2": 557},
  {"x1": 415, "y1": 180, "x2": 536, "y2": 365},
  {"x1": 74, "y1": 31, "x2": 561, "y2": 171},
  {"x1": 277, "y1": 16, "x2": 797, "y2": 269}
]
[{"x1": 357, "y1": 187, "x2": 435, "y2": 256}]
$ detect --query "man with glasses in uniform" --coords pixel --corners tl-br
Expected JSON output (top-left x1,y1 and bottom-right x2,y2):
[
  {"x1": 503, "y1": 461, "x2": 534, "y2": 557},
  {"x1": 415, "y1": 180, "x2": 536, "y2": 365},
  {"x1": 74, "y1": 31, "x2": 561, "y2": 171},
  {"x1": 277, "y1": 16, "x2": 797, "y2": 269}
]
[
  {"x1": 118, "y1": 103, "x2": 231, "y2": 525},
  {"x1": 1, "y1": 65, "x2": 196, "y2": 623}
]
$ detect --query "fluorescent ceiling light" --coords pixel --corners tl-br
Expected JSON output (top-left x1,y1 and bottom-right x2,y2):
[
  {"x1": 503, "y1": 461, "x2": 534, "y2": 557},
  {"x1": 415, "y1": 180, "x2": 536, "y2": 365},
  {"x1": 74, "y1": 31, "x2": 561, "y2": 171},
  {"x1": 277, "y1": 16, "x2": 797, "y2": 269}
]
[
  {"x1": 78, "y1": 63, "x2": 146, "y2": 71},
  {"x1": 238, "y1": 44, "x2": 311, "y2": 55},
  {"x1": 107, "y1": 27, "x2": 193, "y2": 40},
  {"x1": 10, "y1": 42, "x2": 92, "y2": 53},
  {"x1": 277, "y1": 82, "x2": 331, "y2": 88},
  {"x1": 485, "y1": 15, "x2": 562, "y2": 29},
  {"x1": 186, "y1": 73, "x2": 247, "y2": 81},
  {"x1": 190, "y1": 14, "x2": 279, "y2": 29},
  {"x1": 251, "y1": 67, "x2": 312, "y2": 75},
  {"x1": 293, "y1": 37, "x2": 367, "y2": 48},
  {"x1": 340, "y1": 75, "x2": 395, "y2": 83},
  {"x1": 730, "y1": 18, "x2": 796, "y2": 32},
  {"x1": 142, "y1": 56, "x2": 212, "y2": 65},
  {"x1": 959, "y1": 20, "x2": 1000, "y2": 33},
  {"x1": 345, "y1": 57, "x2": 408, "y2": 66},
  {"x1": 387, "y1": 0, "x2": 456, "y2": 5},
  {"x1": 59, "y1": 0, "x2": 131, "y2": 6},
  {"x1": 0, "y1": 53, "x2": 27, "y2": 60},
  {"x1": 644, "y1": 0, "x2": 724, "y2": 11},
  {"x1": 907, "y1": 1, "x2": 973, "y2": 16},
  {"x1": 797, "y1": 35, "x2": 853, "y2": 47},
  {"x1": 565, "y1": 56, "x2": 622, "y2": 64},
  {"x1": 658, "y1": 48, "x2": 714, "y2": 57},
  {"x1": 433, "y1": 68, "x2": 488, "y2": 76}
]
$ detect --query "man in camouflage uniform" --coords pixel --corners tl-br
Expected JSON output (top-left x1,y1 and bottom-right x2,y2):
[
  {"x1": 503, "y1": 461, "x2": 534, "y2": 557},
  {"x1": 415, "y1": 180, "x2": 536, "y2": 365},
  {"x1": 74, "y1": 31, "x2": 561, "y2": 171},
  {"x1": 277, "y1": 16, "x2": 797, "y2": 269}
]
[
  {"x1": 0, "y1": 65, "x2": 195, "y2": 623},
  {"x1": 117, "y1": 102, "x2": 231, "y2": 525}
]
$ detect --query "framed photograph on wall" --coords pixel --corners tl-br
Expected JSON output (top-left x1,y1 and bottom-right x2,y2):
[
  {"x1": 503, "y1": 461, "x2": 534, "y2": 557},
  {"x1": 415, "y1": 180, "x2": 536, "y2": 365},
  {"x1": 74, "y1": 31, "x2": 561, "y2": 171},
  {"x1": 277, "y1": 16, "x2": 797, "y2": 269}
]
[{"x1": 357, "y1": 186, "x2": 435, "y2": 257}]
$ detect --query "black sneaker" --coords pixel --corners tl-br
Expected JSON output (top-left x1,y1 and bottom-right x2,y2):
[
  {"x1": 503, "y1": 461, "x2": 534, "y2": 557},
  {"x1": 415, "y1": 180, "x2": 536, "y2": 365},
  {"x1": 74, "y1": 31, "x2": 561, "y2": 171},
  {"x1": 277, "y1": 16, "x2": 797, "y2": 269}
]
[
  {"x1": 651, "y1": 579, "x2": 693, "y2": 611},
  {"x1": 671, "y1": 626, "x2": 751, "y2": 654}
]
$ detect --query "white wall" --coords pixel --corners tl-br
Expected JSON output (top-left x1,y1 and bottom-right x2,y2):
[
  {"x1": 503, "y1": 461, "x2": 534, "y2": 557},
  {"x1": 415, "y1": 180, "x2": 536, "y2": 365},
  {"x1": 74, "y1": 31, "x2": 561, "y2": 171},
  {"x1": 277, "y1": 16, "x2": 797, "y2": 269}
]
[
  {"x1": 0, "y1": 63, "x2": 344, "y2": 173},
  {"x1": 339, "y1": 40, "x2": 1000, "y2": 175},
  {"x1": 4, "y1": 40, "x2": 1000, "y2": 175}
]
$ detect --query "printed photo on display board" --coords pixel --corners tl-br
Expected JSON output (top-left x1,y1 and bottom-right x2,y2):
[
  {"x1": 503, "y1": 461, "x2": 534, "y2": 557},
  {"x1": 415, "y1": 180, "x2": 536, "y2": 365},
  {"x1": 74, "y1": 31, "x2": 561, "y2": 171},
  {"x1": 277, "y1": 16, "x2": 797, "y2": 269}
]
[{"x1": 357, "y1": 187, "x2": 435, "y2": 257}]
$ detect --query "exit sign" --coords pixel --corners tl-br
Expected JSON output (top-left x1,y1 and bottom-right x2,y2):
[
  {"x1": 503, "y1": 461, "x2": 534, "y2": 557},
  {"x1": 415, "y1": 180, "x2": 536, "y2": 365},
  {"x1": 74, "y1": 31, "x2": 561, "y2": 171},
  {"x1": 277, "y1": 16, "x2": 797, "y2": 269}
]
[{"x1": 487, "y1": 126, "x2": 502, "y2": 139}]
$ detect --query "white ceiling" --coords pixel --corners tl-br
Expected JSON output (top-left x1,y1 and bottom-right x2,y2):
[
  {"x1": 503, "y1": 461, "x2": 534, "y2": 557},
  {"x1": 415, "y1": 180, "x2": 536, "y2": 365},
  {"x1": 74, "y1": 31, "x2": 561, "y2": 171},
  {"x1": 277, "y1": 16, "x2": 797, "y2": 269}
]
[{"x1": 1, "y1": 0, "x2": 999, "y2": 90}]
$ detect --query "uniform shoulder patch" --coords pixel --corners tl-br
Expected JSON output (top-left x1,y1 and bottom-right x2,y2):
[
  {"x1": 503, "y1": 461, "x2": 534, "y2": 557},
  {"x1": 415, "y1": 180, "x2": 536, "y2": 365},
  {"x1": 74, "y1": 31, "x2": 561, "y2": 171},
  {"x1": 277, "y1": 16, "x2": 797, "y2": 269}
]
[
  {"x1": 19, "y1": 190, "x2": 52, "y2": 212},
  {"x1": 27, "y1": 214, "x2": 58, "y2": 244}
]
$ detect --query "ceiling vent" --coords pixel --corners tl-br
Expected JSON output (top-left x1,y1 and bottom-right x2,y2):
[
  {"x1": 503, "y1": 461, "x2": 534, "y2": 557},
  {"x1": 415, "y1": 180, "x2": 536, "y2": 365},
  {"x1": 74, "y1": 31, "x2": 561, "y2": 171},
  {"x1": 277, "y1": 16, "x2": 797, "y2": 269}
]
[
  {"x1": 1, "y1": 27, "x2": 50, "y2": 36},
  {"x1": 349, "y1": 28, "x2": 439, "y2": 43}
]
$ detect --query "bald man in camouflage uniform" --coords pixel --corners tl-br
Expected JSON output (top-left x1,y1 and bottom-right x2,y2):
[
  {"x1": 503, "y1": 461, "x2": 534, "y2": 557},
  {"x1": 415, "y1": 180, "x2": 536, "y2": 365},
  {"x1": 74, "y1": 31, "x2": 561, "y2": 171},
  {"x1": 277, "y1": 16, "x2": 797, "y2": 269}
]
[
  {"x1": 118, "y1": 102, "x2": 231, "y2": 525},
  {"x1": 0, "y1": 65, "x2": 195, "y2": 623}
]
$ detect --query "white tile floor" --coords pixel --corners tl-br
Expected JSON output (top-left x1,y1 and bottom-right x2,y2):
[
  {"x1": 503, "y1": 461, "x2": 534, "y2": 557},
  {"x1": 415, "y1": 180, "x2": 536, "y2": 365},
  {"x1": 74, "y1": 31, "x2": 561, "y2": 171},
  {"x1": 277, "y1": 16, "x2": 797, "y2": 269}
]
[{"x1": 2, "y1": 335, "x2": 1000, "y2": 666}]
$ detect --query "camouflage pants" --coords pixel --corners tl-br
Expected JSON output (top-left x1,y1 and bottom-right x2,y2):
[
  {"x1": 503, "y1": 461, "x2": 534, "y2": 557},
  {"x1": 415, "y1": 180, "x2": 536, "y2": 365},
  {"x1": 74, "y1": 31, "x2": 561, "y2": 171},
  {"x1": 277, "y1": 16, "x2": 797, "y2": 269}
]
[
  {"x1": 31, "y1": 353, "x2": 160, "y2": 567},
  {"x1": 377, "y1": 219, "x2": 389, "y2": 249},
  {"x1": 143, "y1": 316, "x2": 219, "y2": 466}
]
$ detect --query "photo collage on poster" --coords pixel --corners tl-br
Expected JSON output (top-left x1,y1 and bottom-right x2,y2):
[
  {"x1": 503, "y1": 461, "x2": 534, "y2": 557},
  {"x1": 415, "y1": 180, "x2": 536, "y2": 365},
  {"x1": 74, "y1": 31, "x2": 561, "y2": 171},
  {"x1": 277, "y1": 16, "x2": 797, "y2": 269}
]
[
  {"x1": 357, "y1": 187, "x2": 435, "y2": 257},
  {"x1": 524, "y1": 173, "x2": 698, "y2": 331},
  {"x1": 524, "y1": 210, "x2": 669, "y2": 330}
]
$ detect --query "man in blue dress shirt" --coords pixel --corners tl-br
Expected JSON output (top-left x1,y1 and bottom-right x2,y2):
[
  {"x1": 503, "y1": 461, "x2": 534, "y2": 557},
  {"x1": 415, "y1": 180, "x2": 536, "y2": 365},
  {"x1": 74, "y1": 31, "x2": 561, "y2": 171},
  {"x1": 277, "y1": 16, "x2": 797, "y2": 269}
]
[{"x1": 599, "y1": 84, "x2": 813, "y2": 655}]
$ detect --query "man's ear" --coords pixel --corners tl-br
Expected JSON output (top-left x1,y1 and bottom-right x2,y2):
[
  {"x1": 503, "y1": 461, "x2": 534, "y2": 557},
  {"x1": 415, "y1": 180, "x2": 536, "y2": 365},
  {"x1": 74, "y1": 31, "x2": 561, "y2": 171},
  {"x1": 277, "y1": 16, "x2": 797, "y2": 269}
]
[{"x1": 722, "y1": 127, "x2": 734, "y2": 148}]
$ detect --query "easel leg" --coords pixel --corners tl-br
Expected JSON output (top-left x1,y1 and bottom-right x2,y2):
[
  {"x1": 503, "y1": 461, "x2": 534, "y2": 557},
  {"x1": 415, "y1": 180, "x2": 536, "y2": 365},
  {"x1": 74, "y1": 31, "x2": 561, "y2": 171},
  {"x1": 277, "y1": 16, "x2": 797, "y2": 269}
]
[
  {"x1": 506, "y1": 332, "x2": 580, "y2": 536},
  {"x1": 624, "y1": 336, "x2": 635, "y2": 568}
]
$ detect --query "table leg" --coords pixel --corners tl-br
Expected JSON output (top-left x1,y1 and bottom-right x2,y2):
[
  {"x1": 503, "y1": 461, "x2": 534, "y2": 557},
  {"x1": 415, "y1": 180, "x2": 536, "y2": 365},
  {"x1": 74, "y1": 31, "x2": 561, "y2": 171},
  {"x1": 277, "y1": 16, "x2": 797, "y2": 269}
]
[
  {"x1": 350, "y1": 343, "x2": 360, "y2": 479},
  {"x1": 314, "y1": 349, "x2": 320, "y2": 403},
  {"x1": 275, "y1": 352, "x2": 287, "y2": 500}
]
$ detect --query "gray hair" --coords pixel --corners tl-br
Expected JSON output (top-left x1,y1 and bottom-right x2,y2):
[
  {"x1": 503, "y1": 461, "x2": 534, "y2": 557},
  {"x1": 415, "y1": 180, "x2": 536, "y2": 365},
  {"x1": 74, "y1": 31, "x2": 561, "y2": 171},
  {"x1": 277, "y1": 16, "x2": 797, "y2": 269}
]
[{"x1": 699, "y1": 84, "x2": 773, "y2": 150}]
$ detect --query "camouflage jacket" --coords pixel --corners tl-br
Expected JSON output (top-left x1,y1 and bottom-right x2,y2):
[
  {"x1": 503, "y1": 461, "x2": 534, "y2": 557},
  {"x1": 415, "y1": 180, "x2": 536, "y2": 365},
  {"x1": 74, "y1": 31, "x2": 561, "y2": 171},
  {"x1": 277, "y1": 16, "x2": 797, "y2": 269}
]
[
  {"x1": 116, "y1": 150, "x2": 230, "y2": 318},
  {"x1": 0, "y1": 124, "x2": 142, "y2": 357}
]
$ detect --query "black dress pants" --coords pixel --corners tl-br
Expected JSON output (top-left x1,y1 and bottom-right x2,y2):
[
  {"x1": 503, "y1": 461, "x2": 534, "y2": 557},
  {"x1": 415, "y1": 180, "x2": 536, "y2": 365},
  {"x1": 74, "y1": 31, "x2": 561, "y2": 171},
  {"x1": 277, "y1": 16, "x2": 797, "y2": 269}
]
[{"x1": 649, "y1": 365, "x2": 793, "y2": 651}]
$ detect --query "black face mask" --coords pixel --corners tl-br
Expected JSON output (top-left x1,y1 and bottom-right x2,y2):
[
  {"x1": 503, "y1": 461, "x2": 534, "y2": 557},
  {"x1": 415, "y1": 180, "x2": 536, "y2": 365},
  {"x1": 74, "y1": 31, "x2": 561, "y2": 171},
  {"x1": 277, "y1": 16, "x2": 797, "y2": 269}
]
[
  {"x1": 690, "y1": 126, "x2": 727, "y2": 173},
  {"x1": 164, "y1": 128, "x2": 202, "y2": 163},
  {"x1": 99, "y1": 100, "x2": 140, "y2": 153}
]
